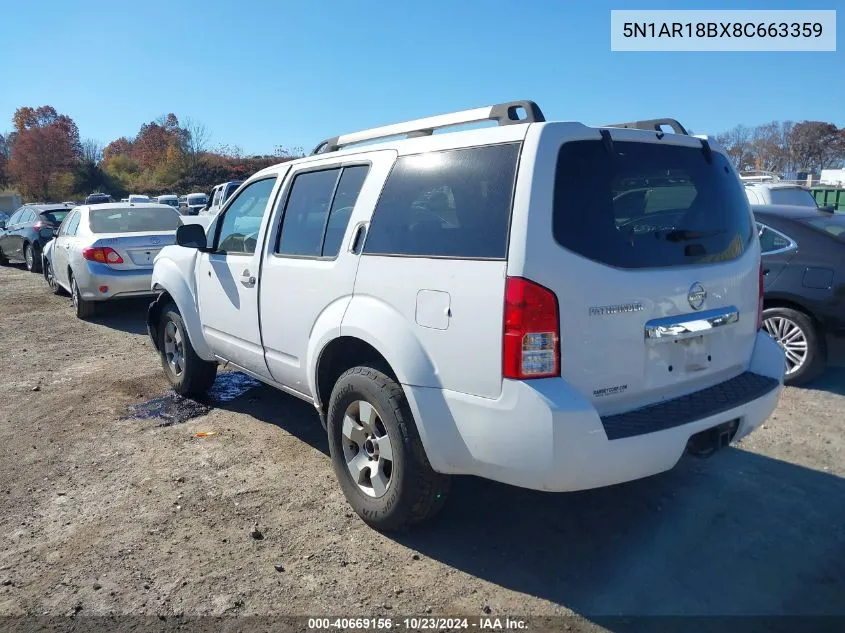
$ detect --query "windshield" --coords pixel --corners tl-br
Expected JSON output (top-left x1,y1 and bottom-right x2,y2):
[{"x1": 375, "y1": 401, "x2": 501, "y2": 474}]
[
  {"x1": 553, "y1": 141, "x2": 754, "y2": 268},
  {"x1": 89, "y1": 208, "x2": 181, "y2": 233},
  {"x1": 159, "y1": 198, "x2": 179, "y2": 207},
  {"x1": 187, "y1": 195, "x2": 207, "y2": 206},
  {"x1": 803, "y1": 215, "x2": 845, "y2": 242},
  {"x1": 40, "y1": 210, "x2": 69, "y2": 225},
  {"x1": 770, "y1": 188, "x2": 818, "y2": 207}
]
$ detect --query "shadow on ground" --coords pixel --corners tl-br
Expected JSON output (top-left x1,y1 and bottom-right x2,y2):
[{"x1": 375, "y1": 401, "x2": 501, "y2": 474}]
[
  {"x1": 89, "y1": 297, "x2": 151, "y2": 335},
  {"x1": 395, "y1": 449, "x2": 845, "y2": 619},
  {"x1": 803, "y1": 367, "x2": 845, "y2": 397}
]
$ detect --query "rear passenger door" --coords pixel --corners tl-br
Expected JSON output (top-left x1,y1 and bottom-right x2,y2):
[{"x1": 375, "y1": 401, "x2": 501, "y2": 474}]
[
  {"x1": 53, "y1": 210, "x2": 81, "y2": 289},
  {"x1": 259, "y1": 151, "x2": 396, "y2": 395}
]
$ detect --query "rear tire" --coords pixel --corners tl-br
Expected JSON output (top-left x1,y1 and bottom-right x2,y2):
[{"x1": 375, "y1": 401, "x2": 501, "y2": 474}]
[
  {"x1": 158, "y1": 302, "x2": 217, "y2": 397},
  {"x1": 327, "y1": 366, "x2": 450, "y2": 532},
  {"x1": 70, "y1": 274, "x2": 97, "y2": 319},
  {"x1": 762, "y1": 307, "x2": 825, "y2": 386},
  {"x1": 24, "y1": 244, "x2": 42, "y2": 273}
]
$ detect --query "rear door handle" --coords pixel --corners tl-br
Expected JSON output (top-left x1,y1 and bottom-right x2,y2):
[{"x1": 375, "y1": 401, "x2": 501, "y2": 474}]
[{"x1": 349, "y1": 223, "x2": 367, "y2": 254}]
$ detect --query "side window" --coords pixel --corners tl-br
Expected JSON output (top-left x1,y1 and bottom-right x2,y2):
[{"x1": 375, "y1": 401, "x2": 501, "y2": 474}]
[
  {"x1": 757, "y1": 223, "x2": 795, "y2": 254},
  {"x1": 215, "y1": 177, "x2": 277, "y2": 255},
  {"x1": 62, "y1": 211, "x2": 81, "y2": 237},
  {"x1": 276, "y1": 169, "x2": 340, "y2": 257},
  {"x1": 8, "y1": 209, "x2": 23, "y2": 225},
  {"x1": 322, "y1": 166, "x2": 369, "y2": 257},
  {"x1": 364, "y1": 144, "x2": 520, "y2": 259}
]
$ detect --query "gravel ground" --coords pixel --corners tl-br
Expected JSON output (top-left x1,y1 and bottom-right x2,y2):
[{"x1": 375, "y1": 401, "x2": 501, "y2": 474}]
[{"x1": 0, "y1": 263, "x2": 842, "y2": 632}]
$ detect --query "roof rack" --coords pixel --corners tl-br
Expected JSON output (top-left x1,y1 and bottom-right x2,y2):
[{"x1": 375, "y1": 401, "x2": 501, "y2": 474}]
[
  {"x1": 311, "y1": 100, "x2": 545, "y2": 155},
  {"x1": 603, "y1": 118, "x2": 689, "y2": 136}
]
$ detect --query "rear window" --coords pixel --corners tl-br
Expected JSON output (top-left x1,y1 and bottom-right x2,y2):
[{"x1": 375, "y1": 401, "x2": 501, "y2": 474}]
[
  {"x1": 40, "y1": 210, "x2": 69, "y2": 225},
  {"x1": 553, "y1": 140, "x2": 754, "y2": 268},
  {"x1": 803, "y1": 215, "x2": 845, "y2": 242},
  {"x1": 769, "y1": 187, "x2": 817, "y2": 207},
  {"x1": 364, "y1": 143, "x2": 519, "y2": 259},
  {"x1": 89, "y1": 208, "x2": 181, "y2": 233}
]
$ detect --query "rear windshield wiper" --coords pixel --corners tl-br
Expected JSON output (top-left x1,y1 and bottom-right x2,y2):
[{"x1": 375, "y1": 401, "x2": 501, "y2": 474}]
[{"x1": 663, "y1": 229, "x2": 724, "y2": 242}]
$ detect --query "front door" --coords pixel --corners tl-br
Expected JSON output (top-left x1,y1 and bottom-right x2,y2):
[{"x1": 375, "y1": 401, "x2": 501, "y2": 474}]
[{"x1": 196, "y1": 176, "x2": 280, "y2": 378}]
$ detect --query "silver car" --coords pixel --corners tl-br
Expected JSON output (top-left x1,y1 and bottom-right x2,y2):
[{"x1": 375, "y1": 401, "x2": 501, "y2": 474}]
[{"x1": 43, "y1": 203, "x2": 182, "y2": 319}]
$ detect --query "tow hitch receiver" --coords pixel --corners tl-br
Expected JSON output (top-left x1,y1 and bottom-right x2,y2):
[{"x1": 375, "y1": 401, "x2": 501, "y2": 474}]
[{"x1": 686, "y1": 418, "x2": 740, "y2": 458}]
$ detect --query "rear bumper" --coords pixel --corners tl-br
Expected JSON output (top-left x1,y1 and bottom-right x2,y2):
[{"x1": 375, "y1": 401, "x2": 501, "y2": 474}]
[
  {"x1": 407, "y1": 331, "x2": 785, "y2": 492},
  {"x1": 75, "y1": 262, "x2": 155, "y2": 301}
]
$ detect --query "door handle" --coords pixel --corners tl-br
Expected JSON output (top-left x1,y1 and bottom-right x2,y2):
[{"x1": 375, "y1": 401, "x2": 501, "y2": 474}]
[
  {"x1": 349, "y1": 222, "x2": 367, "y2": 254},
  {"x1": 762, "y1": 268, "x2": 770, "y2": 276},
  {"x1": 240, "y1": 269, "x2": 256, "y2": 288}
]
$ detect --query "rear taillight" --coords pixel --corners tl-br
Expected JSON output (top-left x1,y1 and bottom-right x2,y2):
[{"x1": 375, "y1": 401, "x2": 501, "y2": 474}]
[
  {"x1": 757, "y1": 262, "x2": 764, "y2": 329},
  {"x1": 82, "y1": 247, "x2": 124, "y2": 264},
  {"x1": 33, "y1": 221, "x2": 50, "y2": 230},
  {"x1": 503, "y1": 276, "x2": 560, "y2": 379}
]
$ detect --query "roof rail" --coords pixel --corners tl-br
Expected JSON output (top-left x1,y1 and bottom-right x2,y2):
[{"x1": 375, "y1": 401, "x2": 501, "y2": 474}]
[
  {"x1": 603, "y1": 118, "x2": 689, "y2": 136},
  {"x1": 311, "y1": 100, "x2": 545, "y2": 155}
]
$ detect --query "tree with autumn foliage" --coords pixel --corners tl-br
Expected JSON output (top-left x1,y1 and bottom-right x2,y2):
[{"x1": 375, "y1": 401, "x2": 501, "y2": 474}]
[{"x1": 8, "y1": 105, "x2": 82, "y2": 200}]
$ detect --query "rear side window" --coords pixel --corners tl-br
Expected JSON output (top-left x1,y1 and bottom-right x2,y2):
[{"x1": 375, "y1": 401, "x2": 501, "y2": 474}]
[
  {"x1": 756, "y1": 223, "x2": 795, "y2": 253},
  {"x1": 769, "y1": 187, "x2": 817, "y2": 207},
  {"x1": 553, "y1": 141, "x2": 754, "y2": 268},
  {"x1": 64, "y1": 212, "x2": 81, "y2": 236},
  {"x1": 364, "y1": 143, "x2": 520, "y2": 259},
  {"x1": 276, "y1": 165, "x2": 369, "y2": 258}
]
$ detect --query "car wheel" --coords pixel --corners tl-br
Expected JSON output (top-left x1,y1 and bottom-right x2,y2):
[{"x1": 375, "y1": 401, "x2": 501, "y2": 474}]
[
  {"x1": 762, "y1": 307, "x2": 825, "y2": 386},
  {"x1": 327, "y1": 366, "x2": 450, "y2": 532},
  {"x1": 70, "y1": 274, "x2": 97, "y2": 319},
  {"x1": 158, "y1": 302, "x2": 217, "y2": 397},
  {"x1": 24, "y1": 244, "x2": 42, "y2": 273},
  {"x1": 44, "y1": 260, "x2": 65, "y2": 295}
]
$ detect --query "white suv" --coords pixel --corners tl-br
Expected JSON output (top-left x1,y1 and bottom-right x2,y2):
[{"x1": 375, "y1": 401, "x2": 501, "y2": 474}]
[{"x1": 147, "y1": 100, "x2": 785, "y2": 531}]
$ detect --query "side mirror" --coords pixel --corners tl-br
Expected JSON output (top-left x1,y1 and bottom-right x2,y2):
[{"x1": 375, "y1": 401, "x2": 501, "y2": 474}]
[
  {"x1": 819, "y1": 204, "x2": 836, "y2": 213},
  {"x1": 52, "y1": 227, "x2": 60, "y2": 237},
  {"x1": 176, "y1": 223, "x2": 209, "y2": 251}
]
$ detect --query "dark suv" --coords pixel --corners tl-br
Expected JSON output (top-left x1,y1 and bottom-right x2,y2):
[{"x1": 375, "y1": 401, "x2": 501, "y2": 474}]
[
  {"x1": 85, "y1": 193, "x2": 113, "y2": 205},
  {"x1": 0, "y1": 204, "x2": 71, "y2": 273}
]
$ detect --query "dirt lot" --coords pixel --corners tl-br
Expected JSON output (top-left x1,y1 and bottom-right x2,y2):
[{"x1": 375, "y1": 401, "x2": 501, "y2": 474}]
[{"x1": 0, "y1": 263, "x2": 843, "y2": 630}]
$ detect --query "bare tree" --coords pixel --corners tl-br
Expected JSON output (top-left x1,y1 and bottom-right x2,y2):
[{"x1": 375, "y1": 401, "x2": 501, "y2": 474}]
[
  {"x1": 81, "y1": 138, "x2": 103, "y2": 165},
  {"x1": 185, "y1": 117, "x2": 211, "y2": 164},
  {"x1": 717, "y1": 125, "x2": 754, "y2": 171}
]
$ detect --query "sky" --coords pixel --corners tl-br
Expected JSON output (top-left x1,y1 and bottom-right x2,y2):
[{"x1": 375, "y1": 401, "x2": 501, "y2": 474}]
[{"x1": 2, "y1": 0, "x2": 842, "y2": 156}]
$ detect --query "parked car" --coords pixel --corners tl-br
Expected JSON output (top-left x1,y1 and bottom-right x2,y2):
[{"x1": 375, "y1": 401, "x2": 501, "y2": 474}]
[
  {"x1": 43, "y1": 203, "x2": 181, "y2": 319},
  {"x1": 85, "y1": 193, "x2": 113, "y2": 205},
  {"x1": 155, "y1": 195, "x2": 180, "y2": 209},
  {"x1": 128, "y1": 194, "x2": 151, "y2": 204},
  {"x1": 744, "y1": 182, "x2": 835, "y2": 211},
  {"x1": 753, "y1": 204, "x2": 845, "y2": 385},
  {"x1": 0, "y1": 204, "x2": 71, "y2": 272},
  {"x1": 184, "y1": 193, "x2": 208, "y2": 215},
  {"x1": 147, "y1": 100, "x2": 784, "y2": 531},
  {"x1": 202, "y1": 181, "x2": 244, "y2": 216}
]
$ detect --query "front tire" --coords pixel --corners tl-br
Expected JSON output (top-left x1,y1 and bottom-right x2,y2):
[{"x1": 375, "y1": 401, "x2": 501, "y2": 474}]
[
  {"x1": 70, "y1": 274, "x2": 97, "y2": 319},
  {"x1": 762, "y1": 307, "x2": 824, "y2": 386},
  {"x1": 327, "y1": 366, "x2": 450, "y2": 532},
  {"x1": 44, "y1": 260, "x2": 65, "y2": 295},
  {"x1": 24, "y1": 244, "x2": 42, "y2": 273},
  {"x1": 158, "y1": 302, "x2": 217, "y2": 396}
]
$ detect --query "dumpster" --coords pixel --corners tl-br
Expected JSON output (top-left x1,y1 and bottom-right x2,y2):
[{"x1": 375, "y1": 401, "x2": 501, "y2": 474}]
[{"x1": 811, "y1": 188, "x2": 845, "y2": 212}]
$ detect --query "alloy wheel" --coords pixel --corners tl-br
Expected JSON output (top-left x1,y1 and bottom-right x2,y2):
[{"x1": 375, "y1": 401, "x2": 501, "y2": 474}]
[
  {"x1": 163, "y1": 319, "x2": 185, "y2": 377},
  {"x1": 763, "y1": 316, "x2": 808, "y2": 375},
  {"x1": 25, "y1": 246, "x2": 33, "y2": 270},
  {"x1": 46, "y1": 263, "x2": 57, "y2": 291},
  {"x1": 341, "y1": 400, "x2": 394, "y2": 498}
]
